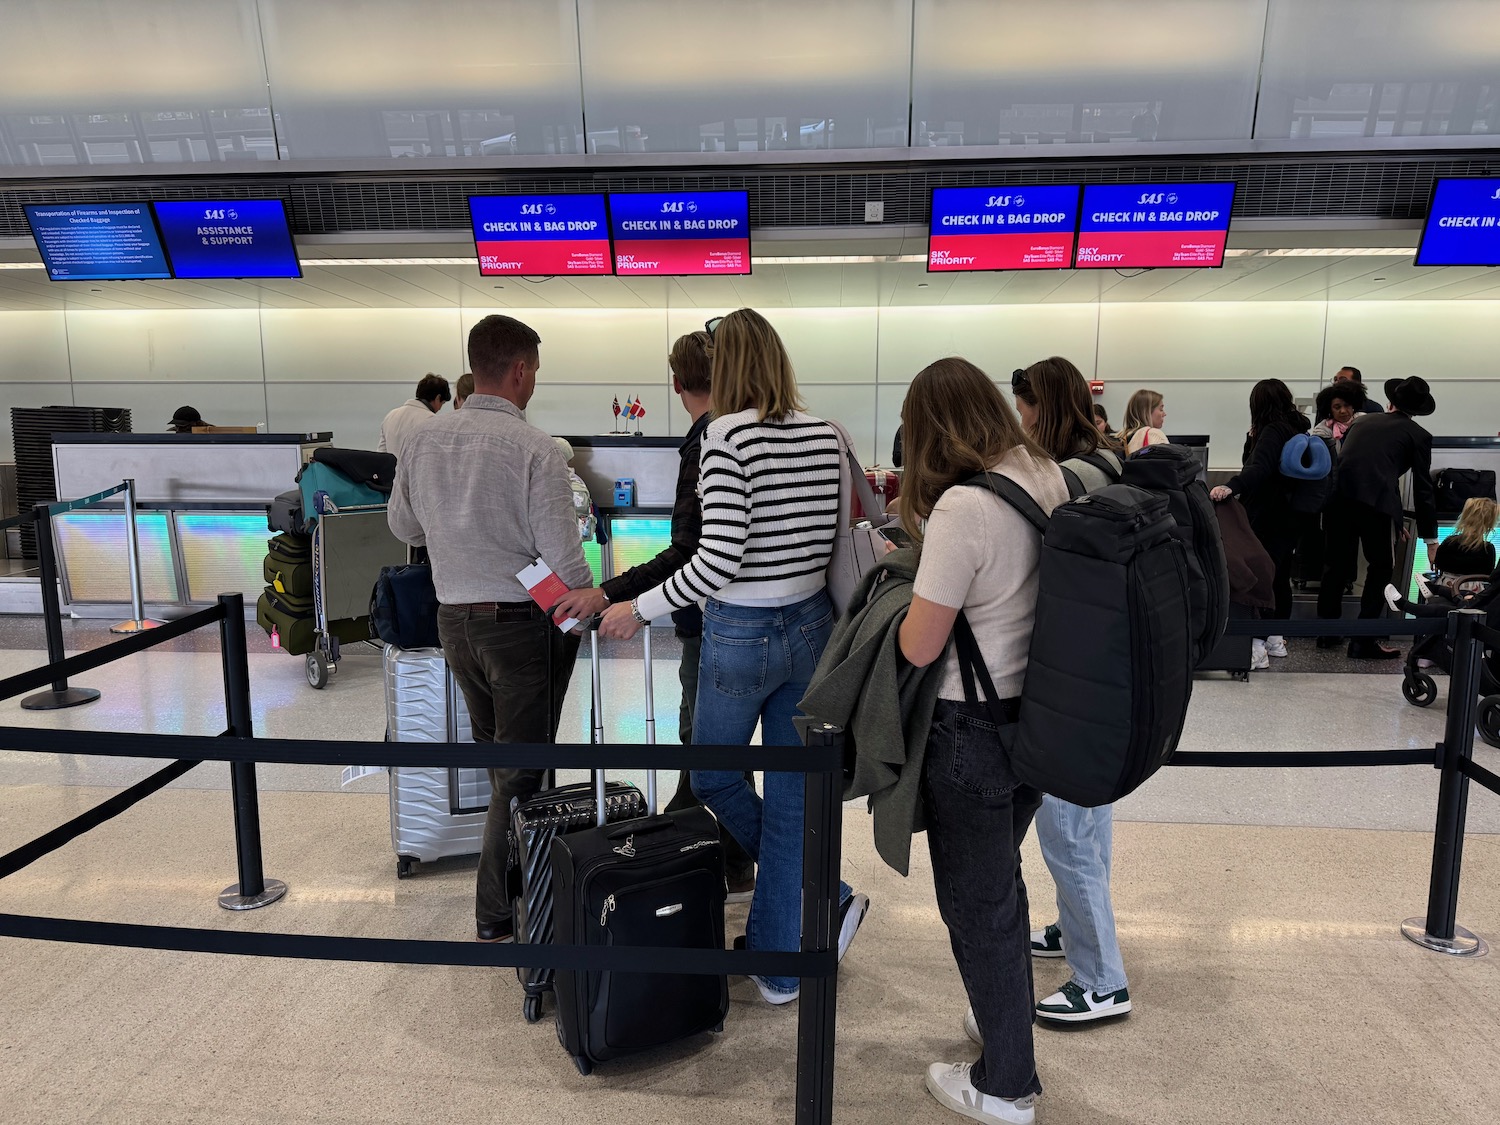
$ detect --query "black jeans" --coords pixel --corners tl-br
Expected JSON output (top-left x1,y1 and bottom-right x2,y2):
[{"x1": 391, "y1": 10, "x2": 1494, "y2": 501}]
[
  {"x1": 1318, "y1": 500, "x2": 1397, "y2": 621},
  {"x1": 922, "y1": 699, "x2": 1044, "y2": 1100},
  {"x1": 438, "y1": 601, "x2": 580, "y2": 927},
  {"x1": 1253, "y1": 523, "x2": 1298, "y2": 629},
  {"x1": 664, "y1": 632, "x2": 755, "y2": 881}
]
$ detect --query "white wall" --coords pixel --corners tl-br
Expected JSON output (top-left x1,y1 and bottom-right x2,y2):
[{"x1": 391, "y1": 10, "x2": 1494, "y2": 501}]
[{"x1": 4, "y1": 301, "x2": 1500, "y2": 470}]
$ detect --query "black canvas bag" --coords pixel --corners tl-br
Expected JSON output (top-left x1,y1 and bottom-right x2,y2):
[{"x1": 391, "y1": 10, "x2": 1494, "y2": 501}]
[
  {"x1": 1121, "y1": 444, "x2": 1230, "y2": 667},
  {"x1": 311, "y1": 446, "x2": 398, "y2": 494},
  {"x1": 370, "y1": 564, "x2": 440, "y2": 649},
  {"x1": 1434, "y1": 468, "x2": 1497, "y2": 515},
  {"x1": 957, "y1": 476, "x2": 1195, "y2": 807}
]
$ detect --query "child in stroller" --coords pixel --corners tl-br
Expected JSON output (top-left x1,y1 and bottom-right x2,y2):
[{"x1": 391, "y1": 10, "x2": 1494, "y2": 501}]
[{"x1": 1383, "y1": 569, "x2": 1500, "y2": 746}]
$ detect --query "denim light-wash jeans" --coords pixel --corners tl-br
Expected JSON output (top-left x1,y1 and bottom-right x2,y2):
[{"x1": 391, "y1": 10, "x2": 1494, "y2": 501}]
[
  {"x1": 1034, "y1": 796, "x2": 1128, "y2": 995},
  {"x1": 689, "y1": 589, "x2": 850, "y2": 995},
  {"x1": 923, "y1": 698, "x2": 1044, "y2": 1100}
]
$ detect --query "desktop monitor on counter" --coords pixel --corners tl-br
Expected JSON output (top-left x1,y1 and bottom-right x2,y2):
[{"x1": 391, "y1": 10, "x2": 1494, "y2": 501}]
[
  {"x1": 1415, "y1": 178, "x2": 1500, "y2": 267},
  {"x1": 1076, "y1": 183, "x2": 1236, "y2": 269},
  {"x1": 608, "y1": 190, "x2": 750, "y2": 276},
  {"x1": 24, "y1": 202, "x2": 172, "y2": 282},
  {"x1": 152, "y1": 199, "x2": 301, "y2": 279},
  {"x1": 468, "y1": 193, "x2": 613, "y2": 276},
  {"x1": 927, "y1": 185, "x2": 1081, "y2": 271}
]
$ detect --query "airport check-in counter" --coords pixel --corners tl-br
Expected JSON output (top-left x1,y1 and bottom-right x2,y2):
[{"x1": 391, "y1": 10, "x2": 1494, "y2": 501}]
[
  {"x1": 566, "y1": 436, "x2": 680, "y2": 594},
  {"x1": 49, "y1": 432, "x2": 330, "y2": 611},
  {"x1": 1400, "y1": 436, "x2": 1500, "y2": 599}
]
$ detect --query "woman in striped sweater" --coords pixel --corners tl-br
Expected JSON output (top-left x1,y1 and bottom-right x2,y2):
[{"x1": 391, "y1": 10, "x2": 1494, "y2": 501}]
[{"x1": 599, "y1": 307, "x2": 868, "y2": 1005}]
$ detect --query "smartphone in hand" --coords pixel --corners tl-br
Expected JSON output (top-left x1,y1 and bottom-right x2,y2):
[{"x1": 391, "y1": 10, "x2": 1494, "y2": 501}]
[{"x1": 878, "y1": 526, "x2": 913, "y2": 549}]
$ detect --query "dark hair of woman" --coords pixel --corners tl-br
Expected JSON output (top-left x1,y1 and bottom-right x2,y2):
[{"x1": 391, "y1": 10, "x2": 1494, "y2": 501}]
[
  {"x1": 1014, "y1": 356, "x2": 1114, "y2": 461},
  {"x1": 1248, "y1": 378, "x2": 1302, "y2": 435},
  {"x1": 1092, "y1": 402, "x2": 1110, "y2": 427},
  {"x1": 897, "y1": 357, "x2": 1048, "y2": 543},
  {"x1": 1314, "y1": 378, "x2": 1366, "y2": 423}
]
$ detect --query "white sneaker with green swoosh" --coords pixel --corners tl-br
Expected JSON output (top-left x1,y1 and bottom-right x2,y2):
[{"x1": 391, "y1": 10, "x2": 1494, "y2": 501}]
[{"x1": 1035, "y1": 979, "x2": 1132, "y2": 1023}]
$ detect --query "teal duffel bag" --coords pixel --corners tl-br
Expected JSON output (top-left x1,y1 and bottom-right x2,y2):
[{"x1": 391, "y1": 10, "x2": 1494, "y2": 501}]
[{"x1": 296, "y1": 460, "x2": 387, "y2": 524}]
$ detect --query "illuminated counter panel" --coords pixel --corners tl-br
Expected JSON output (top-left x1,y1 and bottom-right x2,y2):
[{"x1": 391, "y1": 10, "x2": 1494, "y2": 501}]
[
  {"x1": 53, "y1": 511, "x2": 178, "y2": 604},
  {"x1": 583, "y1": 540, "x2": 605, "y2": 587},
  {"x1": 609, "y1": 517, "x2": 673, "y2": 579},
  {"x1": 175, "y1": 512, "x2": 271, "y2": 604}
]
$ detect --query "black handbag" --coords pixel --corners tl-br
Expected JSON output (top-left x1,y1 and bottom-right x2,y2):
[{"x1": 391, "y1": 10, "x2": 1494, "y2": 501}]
[
  {"x1": 370, "y1": 564, "x2": 440, "y2": 648},
  {"x1": 1434, "y1": 468, "x2": 1497, "y2": 515}
]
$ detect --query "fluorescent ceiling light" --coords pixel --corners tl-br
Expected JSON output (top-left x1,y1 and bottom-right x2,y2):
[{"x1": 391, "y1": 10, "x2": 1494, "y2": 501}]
[
  {"x1": 0, "y1": 262, "x2": 43, "y2": 269},
  {"x1": 1260, "y1": 247, "x2": 1416, "y2": 257}
]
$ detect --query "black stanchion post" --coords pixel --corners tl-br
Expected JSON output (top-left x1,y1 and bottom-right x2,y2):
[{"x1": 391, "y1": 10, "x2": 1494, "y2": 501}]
[
  {"x1": 794, "y1": 723, "x2": 844, "y2": 1125},
  {"x1": 20, "y1": 506, "x2": 101, "y2": 711},
  {"x1": 215, "y1": 592, "x2": 288, "y2": 911},
  {"x1": 1402, "y1": 608, "x2": 1488, "y2": 956}
]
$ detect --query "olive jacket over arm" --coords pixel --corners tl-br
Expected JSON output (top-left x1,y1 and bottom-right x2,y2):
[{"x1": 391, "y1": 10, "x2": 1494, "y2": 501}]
[{"x1": 799, "y1": 549, "x2": 946, "y2": 877}]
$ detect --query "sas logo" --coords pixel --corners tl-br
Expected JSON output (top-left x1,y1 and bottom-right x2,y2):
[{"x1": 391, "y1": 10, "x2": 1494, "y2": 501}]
[
  {"x1": 1137, "y1": 191, "x2": 1180, "y2": 205},
  {"x1": 985, "y1": 194, "x2": 1026, "y2": 208}
]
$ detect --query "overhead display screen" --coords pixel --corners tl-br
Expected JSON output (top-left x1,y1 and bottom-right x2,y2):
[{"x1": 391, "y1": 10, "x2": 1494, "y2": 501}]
[
  {"x1": 1075, "y1": 182, "x2": 1236, "y2": 269},
  {"x1": 153, "y1": 199, "x2": 301, "y2": 279},
  {"x1": 1415, "y1": 178, "x2": 1500, "y2": 266},
  {"x1": 928, "y1": 186, "x2": 1081, "y2": 271},
  {"x1": 24, "y1": 202, "x2": 172, "y2": 282},
  {"x1": 608, "y1": 191, "x2": 750, "y2": 276},
  {"x1": 468, "y1": 194, "x2": 612, "y2": 276}
]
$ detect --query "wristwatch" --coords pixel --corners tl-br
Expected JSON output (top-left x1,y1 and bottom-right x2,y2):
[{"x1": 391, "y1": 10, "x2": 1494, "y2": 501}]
[{"x1": 629, "y1": 599, "x2": 647, "y2": 625}]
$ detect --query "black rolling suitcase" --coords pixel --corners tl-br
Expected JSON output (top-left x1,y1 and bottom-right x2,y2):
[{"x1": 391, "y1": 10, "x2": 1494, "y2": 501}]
[
  {"x1": 550, "y1": 626, "x2": 728, "y2": 1075},
  {"x1": 508, "y1": 628, "x2": 647, "y2": 1024}
]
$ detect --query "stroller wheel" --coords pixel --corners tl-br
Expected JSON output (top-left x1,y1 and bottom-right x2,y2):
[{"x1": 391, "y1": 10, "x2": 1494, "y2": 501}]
[
  {"x1": 1478, "y1": 696, "x2": 1500, "y2": 750},
  {"x1": 1402, "y1": 673, "x2": 1438, "y2": 708}
]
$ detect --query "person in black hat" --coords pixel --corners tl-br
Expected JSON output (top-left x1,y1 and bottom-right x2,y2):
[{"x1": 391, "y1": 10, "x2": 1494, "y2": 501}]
[
  {"x1": 168, "y1": 405, "x2": 208, "y2": 433},
  {"x1": 1316, "y1": 375, "x2": 1439, "y2": 658}
]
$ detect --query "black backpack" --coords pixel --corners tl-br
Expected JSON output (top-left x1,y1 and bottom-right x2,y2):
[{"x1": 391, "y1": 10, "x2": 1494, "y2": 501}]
[
  {"x1": 1120, "y1": 444, "x2": 1230, "y2": 668},
  {"x1": 370, "y1": 564, "x2": 440, "y2": 649},
  {"x1": 312, "y1": 446, "x2": 399, "y2": 495},
  {"x1": 956, "y1": 476, "x2": 1194, "y2": 808}
]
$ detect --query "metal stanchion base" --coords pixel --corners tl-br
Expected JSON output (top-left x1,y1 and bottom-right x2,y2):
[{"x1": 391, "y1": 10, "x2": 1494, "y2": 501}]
[
  {"x1": 110, "y1": 619, "x2": 161, "y2": 634},
  {"x1": 219, "y1": 878, "x2": 288, "y2": 911},
  {"x1": 20, "y1": 686, "x2": 101, "y2": 711},
  {"x1": 1401, "y1": 918, "x2": 1489, "y2": 956}
]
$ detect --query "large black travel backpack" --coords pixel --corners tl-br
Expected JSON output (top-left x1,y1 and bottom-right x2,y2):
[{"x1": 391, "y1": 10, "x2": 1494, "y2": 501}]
[
  {"x1": 956, "y1": 476, "x2": 1195, "y2": 807},
  {"x1": 1434, "y1": 467, "x2": 1497, "y2": 516},
  {"x1": 1120, "y1": 444, "x2": 1229, "y2": 668}
]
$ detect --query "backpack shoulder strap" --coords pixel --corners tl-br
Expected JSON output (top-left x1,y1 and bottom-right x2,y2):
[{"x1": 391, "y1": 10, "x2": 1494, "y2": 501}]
[
  {"x1": 952, "y1": 612, "x2": 1019, "y2": 727},
  {"x1": 1059, "y1": 466, "x2": 1087, "y2": 500},
  {"x1": 1076, "y1": 451, "x2": 1122, "y2": 481},
  {"x1": 957, "y1": 472, "x2": 1050, "y2": 535}
]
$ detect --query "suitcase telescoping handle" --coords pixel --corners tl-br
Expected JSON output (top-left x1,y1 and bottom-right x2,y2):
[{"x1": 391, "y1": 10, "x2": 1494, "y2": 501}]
[{"x1": 586, "y1": 620, "x2": 659, "y2": 827}]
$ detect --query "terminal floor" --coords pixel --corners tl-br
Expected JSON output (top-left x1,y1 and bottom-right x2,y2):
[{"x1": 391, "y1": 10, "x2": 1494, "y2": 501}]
[{"x1": 2, "y1": 638, "x2": 1500, "y2": 1123}]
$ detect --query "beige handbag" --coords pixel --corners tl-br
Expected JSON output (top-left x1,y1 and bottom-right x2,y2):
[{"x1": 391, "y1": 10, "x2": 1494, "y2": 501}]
[{"x1": 825, "y1": 418, "x2": 899, "y2": 615}]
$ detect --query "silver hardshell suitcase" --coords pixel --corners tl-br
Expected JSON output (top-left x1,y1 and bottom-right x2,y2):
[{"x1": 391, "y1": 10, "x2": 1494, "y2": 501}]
[{"x1": 384, "y1": 645, "x2": 491, "y2": 878}]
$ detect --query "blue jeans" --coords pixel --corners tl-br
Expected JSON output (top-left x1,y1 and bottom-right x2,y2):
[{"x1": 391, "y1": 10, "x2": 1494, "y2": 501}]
[
  {"x1": 1034, "y1": 796, "x2": 1128, "y2": 995},
  {"x1": 689, "y1": 590, "x2": 848, "y2": 994}
]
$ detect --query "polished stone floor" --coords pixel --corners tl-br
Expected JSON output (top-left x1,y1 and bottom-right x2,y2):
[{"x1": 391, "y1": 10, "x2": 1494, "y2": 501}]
[{"x1": 2, "y1": 626, "x2": 1499, "y2": 1124}]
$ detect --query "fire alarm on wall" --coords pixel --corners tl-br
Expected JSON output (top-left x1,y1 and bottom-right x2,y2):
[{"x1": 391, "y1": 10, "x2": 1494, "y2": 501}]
[{"x1": 1089, "y1": 380, "x2": 1105, "y2": 396}]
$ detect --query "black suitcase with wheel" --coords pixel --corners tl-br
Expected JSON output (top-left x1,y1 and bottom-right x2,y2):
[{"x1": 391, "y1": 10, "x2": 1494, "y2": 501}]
[
  {"x1": 507, "y1": 626, "x2": 650, "y2": 1024},
  {"x1": 551, "y1": 803, "x2": 728, "y2": 1074}
]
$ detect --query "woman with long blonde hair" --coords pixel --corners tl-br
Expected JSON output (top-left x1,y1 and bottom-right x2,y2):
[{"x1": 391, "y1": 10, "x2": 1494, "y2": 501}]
[
  {"x1": 1117, "y1": 388, "x2": 1168, "y2": 454},
  {"x1": 599, "y1": 307, "x2": 868, "y2": 1005},
  {"x1": 1434, "y1": 496, "x2": 1499, "y2": 581},
  {"x1": 897, "y1": 357, "x2": 1068, "y2": 1124}
]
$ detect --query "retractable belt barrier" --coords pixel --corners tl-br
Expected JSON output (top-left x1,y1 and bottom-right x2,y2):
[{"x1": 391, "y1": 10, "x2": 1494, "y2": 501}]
[{"x1": 1, "y1": 592, "x2": 1498, "y2": 1121}]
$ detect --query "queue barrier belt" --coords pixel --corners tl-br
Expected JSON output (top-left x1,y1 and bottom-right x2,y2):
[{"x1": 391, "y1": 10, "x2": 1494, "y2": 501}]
[
  {"x1": 1459, "y1": 757, "x2": 1500, "y2": 798},
  {"x1": 1220, "y1": 618, "x2": 1448, "y2": 638},
  {"x1": 42, "y1": 481, "x2": 130, "y2": 517}
]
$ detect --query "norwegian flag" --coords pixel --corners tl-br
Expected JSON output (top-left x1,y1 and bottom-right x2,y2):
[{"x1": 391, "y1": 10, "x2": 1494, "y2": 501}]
[{"x1": 612, "y1": 396, "x2": 621, "y2": 418}]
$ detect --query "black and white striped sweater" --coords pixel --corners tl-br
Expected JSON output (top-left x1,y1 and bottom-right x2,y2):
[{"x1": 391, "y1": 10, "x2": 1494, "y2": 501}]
[{"x1": 635, "y1": 409, "x2": 842, "y2": 618}]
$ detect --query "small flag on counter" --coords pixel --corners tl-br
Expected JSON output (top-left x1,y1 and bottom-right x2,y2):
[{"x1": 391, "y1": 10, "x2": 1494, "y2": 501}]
[{"x1": 612, "y1": 396, "x2": 621, "y2": 418}]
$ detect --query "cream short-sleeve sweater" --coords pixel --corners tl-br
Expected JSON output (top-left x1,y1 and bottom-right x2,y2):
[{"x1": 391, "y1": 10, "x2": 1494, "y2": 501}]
[{"x1": 911, "y1": 447, "x2": 1070, "y2": 701}]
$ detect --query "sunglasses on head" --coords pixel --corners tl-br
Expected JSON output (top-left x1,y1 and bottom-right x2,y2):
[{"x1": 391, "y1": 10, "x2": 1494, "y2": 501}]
[
  {"x1": 1010, "y1": 368, "x2": 1029, "y2": 391},
  {"x1": 705, "y1": 316, "x2": 725, "y2": 337}
]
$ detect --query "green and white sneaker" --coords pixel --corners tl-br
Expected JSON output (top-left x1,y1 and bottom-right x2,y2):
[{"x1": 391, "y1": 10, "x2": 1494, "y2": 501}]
[
  {"x1": 1035, "y1": 979, "x2": 1132, "y2": 1023},
  {"x1": 1029, "y1": 923, "x2": 1065, "y2": 958}
]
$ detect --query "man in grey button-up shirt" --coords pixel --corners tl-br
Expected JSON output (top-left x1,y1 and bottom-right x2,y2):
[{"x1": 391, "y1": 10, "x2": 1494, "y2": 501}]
[{"x1": 388, "y1": 314, "x2": 591, "y2": 942}]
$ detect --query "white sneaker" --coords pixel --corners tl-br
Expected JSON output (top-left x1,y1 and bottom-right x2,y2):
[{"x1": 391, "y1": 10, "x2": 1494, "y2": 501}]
[
  {"x1": 964, "y1": 1007, "x2": 983, "y2": 1046},
  {"x1": 1264, "y1": 635, "x2": 1288, "y2": 658},
  {"x1": 925, "y1": 1063, "x2": 1035, "y2": 1124},
  {"x1": 1251, "y1": 640, "x2": 1270, "y2": 670},
  {"x1": 837, "y1": 892, "x2": 870, "y2": 963},
  {"x1": 1385, "y1": 583, "x2": 1404, "y2": 613},
  {"x1": 750, "y1": 975, "x2": 799, "y2": 1005}
]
